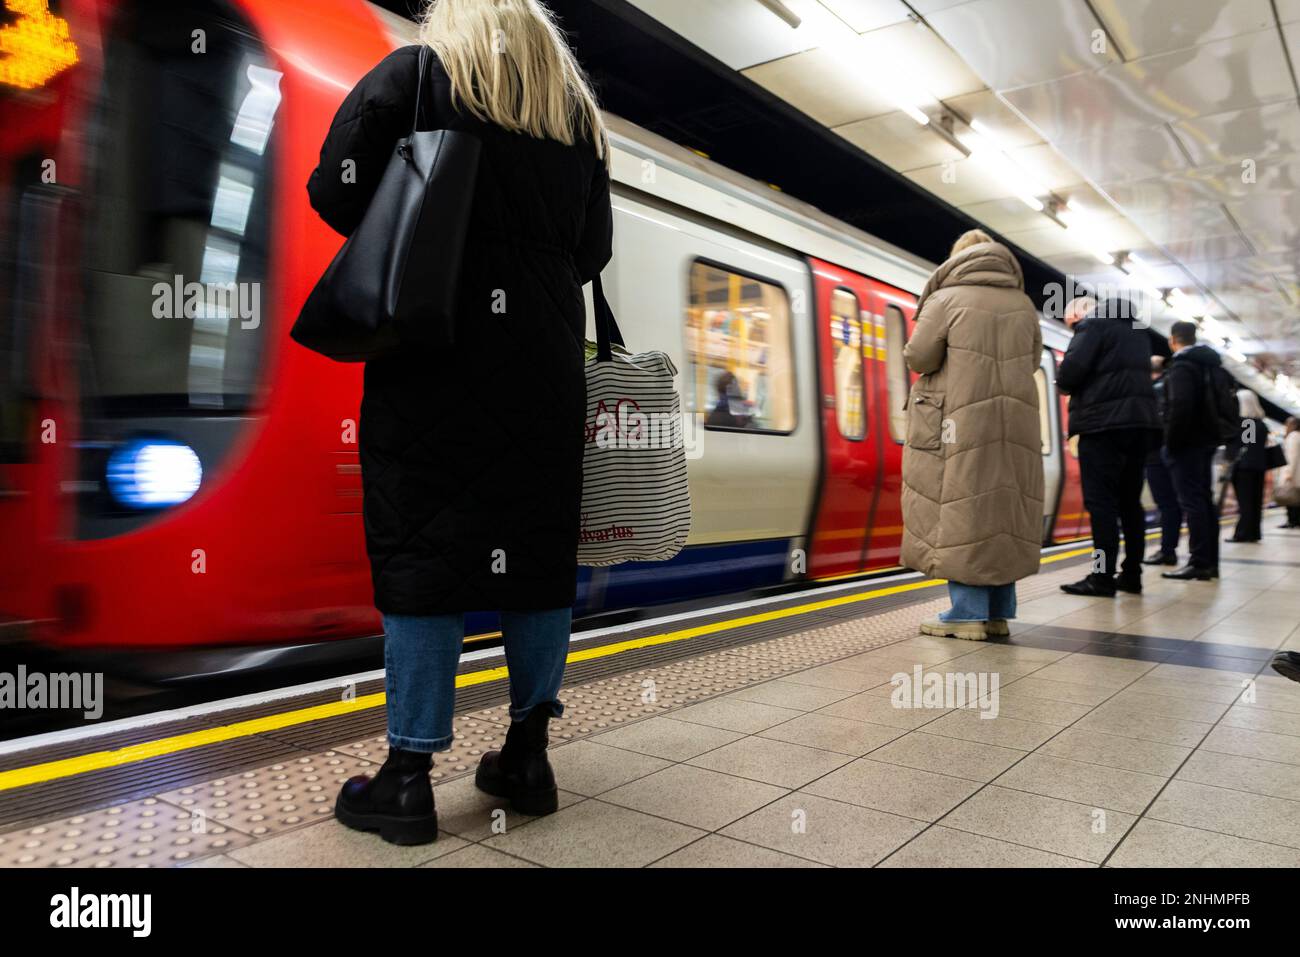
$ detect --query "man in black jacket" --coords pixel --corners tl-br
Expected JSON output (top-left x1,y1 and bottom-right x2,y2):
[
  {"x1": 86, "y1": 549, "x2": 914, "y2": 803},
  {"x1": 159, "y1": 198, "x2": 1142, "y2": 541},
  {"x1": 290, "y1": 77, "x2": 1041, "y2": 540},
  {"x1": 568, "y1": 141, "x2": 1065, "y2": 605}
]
[
  {"x1": 1055, "y1": 297, "x2": 1161, "y2": 596},
  {"x1": 1160, "y1": 321, "x2": 1222, "y2": 580}
]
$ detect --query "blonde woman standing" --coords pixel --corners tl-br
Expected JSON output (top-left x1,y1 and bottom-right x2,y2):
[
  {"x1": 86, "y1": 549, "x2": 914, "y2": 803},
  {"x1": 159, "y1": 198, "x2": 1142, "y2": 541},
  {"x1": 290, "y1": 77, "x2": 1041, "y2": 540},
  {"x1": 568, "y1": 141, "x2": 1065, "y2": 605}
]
[
  {"x1": 900, "y1": 229, "x2": 1045, "y2": 640},
  {"x1": 307, "y1": 0, "x2": 613, "y2": 845}
]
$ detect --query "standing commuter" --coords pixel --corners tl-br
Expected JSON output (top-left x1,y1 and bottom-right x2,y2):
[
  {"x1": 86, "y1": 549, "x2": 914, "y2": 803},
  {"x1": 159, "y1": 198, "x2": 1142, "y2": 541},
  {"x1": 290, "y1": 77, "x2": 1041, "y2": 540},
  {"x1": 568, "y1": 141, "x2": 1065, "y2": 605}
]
[
  {"x1": 1055, "y1": 296, "x2": 1161, "y2": 596},
  {"x1": 901, "y1": 229, "x2": 1044, "y2": 640},
  {"x1": 306, "y1": 0, "x2": 614, "y2": 845},
  {"x1": 1161, "y1": 321, "x2": 1223, "y2": 580},
  {"x1": 1143, "y1": 355, "x2": 1182, "y2": 565},
  {"x1": 1280, "y1": 416, "x2": 1300, "y2": 528},
  {"x1": 1227, "y1": 390, "x2": 1268, "y2": 543}
]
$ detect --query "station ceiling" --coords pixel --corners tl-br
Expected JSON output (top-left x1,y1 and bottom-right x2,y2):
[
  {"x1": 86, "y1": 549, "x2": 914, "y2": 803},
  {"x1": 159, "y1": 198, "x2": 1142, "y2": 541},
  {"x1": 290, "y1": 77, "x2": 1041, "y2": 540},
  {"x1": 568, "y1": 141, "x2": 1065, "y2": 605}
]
[{"x1": 622, "y1": 0, "x2": 1300, "y2": 408}]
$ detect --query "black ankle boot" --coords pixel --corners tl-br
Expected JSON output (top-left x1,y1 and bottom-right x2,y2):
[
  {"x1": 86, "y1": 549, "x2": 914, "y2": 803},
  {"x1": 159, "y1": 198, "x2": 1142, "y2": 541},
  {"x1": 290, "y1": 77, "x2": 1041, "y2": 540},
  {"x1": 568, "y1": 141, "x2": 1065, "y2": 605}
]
[
  {"x1": 335, "y1": 746, "x2": 437, "y2": 845},
  {"x1": 475, "y1": 708, "x2": 558, "y2": 816}
]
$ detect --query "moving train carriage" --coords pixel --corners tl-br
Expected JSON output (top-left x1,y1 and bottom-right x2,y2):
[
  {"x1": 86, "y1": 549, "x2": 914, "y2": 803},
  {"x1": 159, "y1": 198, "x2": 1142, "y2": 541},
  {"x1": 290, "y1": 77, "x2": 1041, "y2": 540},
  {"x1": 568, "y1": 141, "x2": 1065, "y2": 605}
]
[{"x1": 0, "y1": 0, "x2": 1104, "y2": 675}]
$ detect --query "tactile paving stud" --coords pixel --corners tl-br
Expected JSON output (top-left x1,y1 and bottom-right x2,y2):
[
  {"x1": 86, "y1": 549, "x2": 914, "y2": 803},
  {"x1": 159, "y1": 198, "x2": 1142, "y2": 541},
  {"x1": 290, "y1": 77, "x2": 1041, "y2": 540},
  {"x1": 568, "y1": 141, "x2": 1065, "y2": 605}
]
[
  {"x1": 157, "y1": 751, "x2": 377, "y2": 838},
  {"x1": 0, "y1": 798, "x2": 253, "y2": 868},
  {"x1": 334, "y1": 715, "x2": 508, "y2": 780}
]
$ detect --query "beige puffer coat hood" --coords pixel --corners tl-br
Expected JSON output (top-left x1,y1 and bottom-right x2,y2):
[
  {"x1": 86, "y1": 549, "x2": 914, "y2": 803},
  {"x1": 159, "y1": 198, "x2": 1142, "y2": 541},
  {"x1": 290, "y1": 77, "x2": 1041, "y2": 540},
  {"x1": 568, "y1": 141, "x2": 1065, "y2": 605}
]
[{"x1": 900, "y1": 242, "x2": 1045, "y2": 586}]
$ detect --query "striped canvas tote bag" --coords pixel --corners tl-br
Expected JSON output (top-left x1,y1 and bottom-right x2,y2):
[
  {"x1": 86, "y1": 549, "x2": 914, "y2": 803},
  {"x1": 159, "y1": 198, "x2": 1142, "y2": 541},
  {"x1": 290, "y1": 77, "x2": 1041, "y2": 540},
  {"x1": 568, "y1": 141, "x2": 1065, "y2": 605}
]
[{"x1": 578, "y1": 277, "x2": 691, "y2": 566}]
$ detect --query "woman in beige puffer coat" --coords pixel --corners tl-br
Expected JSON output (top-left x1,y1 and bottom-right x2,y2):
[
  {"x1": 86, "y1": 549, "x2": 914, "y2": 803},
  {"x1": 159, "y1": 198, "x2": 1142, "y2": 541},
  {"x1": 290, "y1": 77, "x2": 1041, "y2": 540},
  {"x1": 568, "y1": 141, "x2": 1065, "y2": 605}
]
[{"x1": 901, "y1": 230, "x2": 1045, "y2": 640}]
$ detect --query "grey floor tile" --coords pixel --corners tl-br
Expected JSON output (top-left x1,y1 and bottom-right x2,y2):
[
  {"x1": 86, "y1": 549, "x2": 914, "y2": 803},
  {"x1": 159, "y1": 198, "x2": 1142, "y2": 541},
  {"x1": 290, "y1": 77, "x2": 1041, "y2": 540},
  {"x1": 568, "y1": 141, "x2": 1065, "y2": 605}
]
[
  {"x1": 687, "y1": 735, "x2": 852, "y2": 788},
  {"x1": 181, "y1": 854, "x2": 249, "y2": 868},
  {"x1": 921, "y1": 709, "x2": 1060, "y2": 751},
  {"x1": 1039, "y1": 728, "x2": 1191, "y2": 776},
  {"x1": 227, "y1": 819, "x2": 467, "y2": 868},
  {"x1": 589, "y1": 716, "x2": 744, "y2": 762},
  {"x1": 719, "y1": 793, "x2": 925, "y2": 867},
  {"x1": 971, "y1": 690, "x2": 1093, "y2": 727},
  {"x1": 1108, "y1": 818, "x2": 1300, "y2": 867},
  {"x1": 880, "y1": 826, "x2": 1093, "y2": 868},
  {"x1": 599, "y1": 763, "x2": 787, "y2": 831},
  {"x1": 1200, "y1": 724, "x2": 1300, "y2": 766},
  {"x1": 650, "y1": 834, "x2": 827, "y2": 868},
  {"x1": 1219, "y1": 704, "x2": 1300, "y2": 737},
  {"x1": 1176, "y1": 749, "x2": 1300, "y2": 802},
  {"x1": 546, "y1": 739, "x2": 673, "y2": 797},
  {"x1": 1103, "y1": 689, "x2": 1231, "y2": 723},
  {"x1": 1073, "y1": 706, "x2": 1212, "y2": 748},
  {"x1": 482, "y1": 799, "x2": 705, "y2": 867},
  {"x1": 726, "y1": 679, "x2": 855, "y2": 711},
  {"x1": 1128, "y1": 676, "x2": 1245, "y2": 704},
  {"x1": 816, "y1": 689, "x2": 951, "y2": 729},
  {"x1": 801, "y1": 757, "x2": 980, "y2": 821},
  {"x1": 993, "y1": 752, "x2": 1166, "y2": 815},
  {"x1": 782, "y1": 664, "x2": 896, "y2": 692},
  {"x1": 940, "y1": 786, "x2": 1135, "y2": 863},
  {"x1": 1238, "y1": 686, "x2": 1300, "y2": 715},
  {"x1": 993, "y1": 676, "x2": 1117, "y2": 707},
  {"x1": 432, "y1": 775, "x2": 583, "y2": 841},
  {"x1": 758, "y1": 712, "x2": 905, "y2": 756},
  {"x1": 867, "y1": 730, "x2": 1026, "y2": 782},
  {"x1": 670, "y1": 697, "x2": 803, "y2": 734},
  {"x1": 420, "y1": 845, "x2": 539, "y2": 868},
  {"x1": 1146, "y1": 779, "x2": 1300, "y2": 848}
]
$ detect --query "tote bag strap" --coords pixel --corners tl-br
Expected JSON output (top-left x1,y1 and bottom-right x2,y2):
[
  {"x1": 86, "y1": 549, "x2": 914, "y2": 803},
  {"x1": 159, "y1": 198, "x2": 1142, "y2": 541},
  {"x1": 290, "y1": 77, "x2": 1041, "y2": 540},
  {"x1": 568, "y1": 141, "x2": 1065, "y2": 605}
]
[
  {"x1": 592, "y1": 275, "x2": 625, "y2": 361},
  {"x1": 412, "y1": 44, "x2": 430, "y2": 133}
]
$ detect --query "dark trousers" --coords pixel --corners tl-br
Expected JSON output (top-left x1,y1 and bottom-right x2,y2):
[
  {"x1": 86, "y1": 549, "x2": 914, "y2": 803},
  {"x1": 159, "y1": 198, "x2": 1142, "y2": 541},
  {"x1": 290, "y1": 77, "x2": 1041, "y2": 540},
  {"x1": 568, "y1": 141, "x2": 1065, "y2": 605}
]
[
  {"x1": 1166, "y1": 445, "x2": 1219, "y2": 569},
  {"x1": 1230, "y1": 467, "x2": 1264, "y2": 541},
  {"x1": 1145, "y1": 457, "x2": 1182, "y2": 555},
  {"x1": 1079, "y1": 429, "x2": 1149, "y2": 580},
  {"x1": 1289, "y1": 505, "x2": 1300, "y2": 526}
]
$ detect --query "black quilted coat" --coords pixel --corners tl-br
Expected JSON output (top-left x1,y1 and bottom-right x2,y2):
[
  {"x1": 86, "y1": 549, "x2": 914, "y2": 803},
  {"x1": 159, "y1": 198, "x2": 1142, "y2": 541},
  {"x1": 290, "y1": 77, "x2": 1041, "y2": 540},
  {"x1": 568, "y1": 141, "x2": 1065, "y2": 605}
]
[
  {"x1": 1055, "y1": 300, "x2": 1160, "y2": 438},
  {"x1": 307, "y1": 46, "x2": 613, "y2": 614}
]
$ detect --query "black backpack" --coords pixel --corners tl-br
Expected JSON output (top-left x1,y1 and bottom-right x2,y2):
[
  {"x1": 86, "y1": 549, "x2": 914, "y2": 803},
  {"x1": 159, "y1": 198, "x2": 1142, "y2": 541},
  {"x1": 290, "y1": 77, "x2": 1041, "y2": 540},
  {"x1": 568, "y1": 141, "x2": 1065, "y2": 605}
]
[{"x1": 1200, "y1": 364, "x2": 1240, "y2": 445}]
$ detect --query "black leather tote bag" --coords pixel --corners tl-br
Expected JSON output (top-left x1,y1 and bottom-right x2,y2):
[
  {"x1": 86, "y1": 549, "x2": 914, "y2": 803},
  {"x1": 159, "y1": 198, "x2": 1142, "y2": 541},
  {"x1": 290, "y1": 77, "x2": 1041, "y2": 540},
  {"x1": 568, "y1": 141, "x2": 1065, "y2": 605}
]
[{"x1": 292, "y1": 46, "x2": 481, "y2": 362}]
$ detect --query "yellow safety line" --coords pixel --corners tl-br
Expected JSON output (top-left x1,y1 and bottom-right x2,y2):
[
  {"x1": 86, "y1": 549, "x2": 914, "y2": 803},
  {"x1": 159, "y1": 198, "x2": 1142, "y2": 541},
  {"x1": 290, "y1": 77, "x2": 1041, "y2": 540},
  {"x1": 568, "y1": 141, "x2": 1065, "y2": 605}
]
[{"x1": 0, "y1": 544, "x2": 1102, "y2": 793}]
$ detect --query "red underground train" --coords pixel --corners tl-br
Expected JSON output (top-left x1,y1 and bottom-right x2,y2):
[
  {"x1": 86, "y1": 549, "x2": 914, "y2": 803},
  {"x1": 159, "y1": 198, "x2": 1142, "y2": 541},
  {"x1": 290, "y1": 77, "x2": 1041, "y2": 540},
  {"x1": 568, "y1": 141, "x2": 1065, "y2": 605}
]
[{"x1": 0, "y1": 0, "x2": 1099, "y2": 679}]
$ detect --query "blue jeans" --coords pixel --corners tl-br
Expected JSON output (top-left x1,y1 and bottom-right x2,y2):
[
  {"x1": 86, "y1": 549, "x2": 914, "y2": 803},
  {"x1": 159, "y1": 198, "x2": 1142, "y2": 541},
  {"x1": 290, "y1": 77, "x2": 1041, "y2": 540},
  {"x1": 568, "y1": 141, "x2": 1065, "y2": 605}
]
[
  {"x1": 938, "y1": 582, "x2": 1017, "y2": 623},
  {"x1": 383, "y1": 608, "x2": 572, "y2": 752}
]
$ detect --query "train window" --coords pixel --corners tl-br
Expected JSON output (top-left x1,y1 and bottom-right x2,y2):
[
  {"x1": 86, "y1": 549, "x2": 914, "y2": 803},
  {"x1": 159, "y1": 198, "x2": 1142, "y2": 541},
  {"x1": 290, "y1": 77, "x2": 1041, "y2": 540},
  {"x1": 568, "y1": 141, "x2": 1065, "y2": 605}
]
[
  {"x1": 830, "y1": 289, "x2": 865, "y2": 440},
  {"x1": 81, "y1": 1, "x2": 279, "y2": 414},
  {"x1": 884, "y1": 305, "x2": 909, "y2": 443},
  {"x1": 1034, "y1": 367, "x2": 1053, "y2": 455},
  {"x1": 685, "y1": 261, "x2": 796, "y2": 433},
  {"x1": 0, "y1": 154, "x2": 42, "y2": 462}
]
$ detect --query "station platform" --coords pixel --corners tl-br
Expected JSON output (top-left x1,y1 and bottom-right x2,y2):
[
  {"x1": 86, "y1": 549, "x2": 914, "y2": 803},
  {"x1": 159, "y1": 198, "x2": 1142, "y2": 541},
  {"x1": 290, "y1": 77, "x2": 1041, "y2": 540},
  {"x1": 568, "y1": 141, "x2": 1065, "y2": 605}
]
[{"x1": 2, "y1": 526, "x2": 1299, "y2": 870}]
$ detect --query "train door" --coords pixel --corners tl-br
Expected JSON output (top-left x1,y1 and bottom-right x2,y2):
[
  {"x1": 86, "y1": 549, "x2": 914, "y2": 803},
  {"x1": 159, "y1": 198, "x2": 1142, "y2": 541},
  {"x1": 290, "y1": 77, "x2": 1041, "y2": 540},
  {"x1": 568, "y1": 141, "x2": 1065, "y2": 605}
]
[
  {"x1": 1037, "y1": 348, "x2": 1064, "y2": 543},
  {"x1": 806, "y1": 259, "x2": 878, "y2": 578},
  {"x1": 1052, "y1": 347, "x2": 1090, "y2": 541},
  {"x1": 861, "y1": 281, "x2": 917, "y2": 570}
]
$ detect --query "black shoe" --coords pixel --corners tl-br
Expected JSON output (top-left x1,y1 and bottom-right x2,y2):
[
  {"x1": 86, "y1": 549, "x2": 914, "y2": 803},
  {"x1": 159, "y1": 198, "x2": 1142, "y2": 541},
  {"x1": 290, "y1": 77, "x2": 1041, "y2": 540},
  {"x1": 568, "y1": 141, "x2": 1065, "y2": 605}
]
[
  {"x1": 1227, "y1": 536, "x2": 1260, "y2": 543},
  {"x1": 475, "y1": 707, "x2": 559, "y2": 816},
  {"x1": 335, "y1": 746, "x2": 438, "y2": 845},
  {"x1": 1061, "y1": 575, "x2": 1116, "y2": 597},
  {"x1": 1271, "y1": 651, "x2": 1300, "y2": 684},
  {"x1": 1115, "y1": 573, "x2": 1142, "y2": 595},
  {"x1": 1161, "y1": 564, "x2": 1214, "y2": 581},
  {"x1": 1142, "y1": 550, "x2": 1177, "y2": 566}
]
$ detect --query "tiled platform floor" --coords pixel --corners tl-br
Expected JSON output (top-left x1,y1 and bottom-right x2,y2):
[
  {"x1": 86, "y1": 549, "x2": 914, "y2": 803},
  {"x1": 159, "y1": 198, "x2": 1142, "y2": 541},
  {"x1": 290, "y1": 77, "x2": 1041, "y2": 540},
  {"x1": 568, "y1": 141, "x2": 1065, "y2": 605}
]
[{"x1": 5, "y1": 526, "x2": 1300, "y2": 868}]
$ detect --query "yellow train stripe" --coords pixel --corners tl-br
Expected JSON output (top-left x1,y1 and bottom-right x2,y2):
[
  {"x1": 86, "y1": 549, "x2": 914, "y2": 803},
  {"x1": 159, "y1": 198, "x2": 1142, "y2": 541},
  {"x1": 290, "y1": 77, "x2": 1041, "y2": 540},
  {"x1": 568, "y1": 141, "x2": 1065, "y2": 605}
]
[{"x1": 0, "y1": 544, "x2": 1100, "y2": 794}]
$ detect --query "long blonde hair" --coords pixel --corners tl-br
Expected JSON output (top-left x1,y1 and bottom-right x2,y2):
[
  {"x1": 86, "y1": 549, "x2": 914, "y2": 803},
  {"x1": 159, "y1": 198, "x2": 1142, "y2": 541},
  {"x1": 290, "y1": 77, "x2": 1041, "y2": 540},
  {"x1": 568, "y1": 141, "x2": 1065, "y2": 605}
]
[{"x1": 418, "y1": 0, "x2": 608, "y2": 164}]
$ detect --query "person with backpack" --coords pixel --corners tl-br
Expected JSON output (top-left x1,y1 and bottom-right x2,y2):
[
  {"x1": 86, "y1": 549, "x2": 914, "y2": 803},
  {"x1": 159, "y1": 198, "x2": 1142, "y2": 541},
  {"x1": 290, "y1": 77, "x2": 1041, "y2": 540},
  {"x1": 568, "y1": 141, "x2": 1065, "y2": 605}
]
[
  {"x1": 1161, "y1": 320, "x2": 1229, "y2": 580},
  {"x1": 1055, "y1": 296, "x2": 1161, "y2": 597},
  {"x1": 1226, "y1": 389, "x2": 1268, "y2": 543}
]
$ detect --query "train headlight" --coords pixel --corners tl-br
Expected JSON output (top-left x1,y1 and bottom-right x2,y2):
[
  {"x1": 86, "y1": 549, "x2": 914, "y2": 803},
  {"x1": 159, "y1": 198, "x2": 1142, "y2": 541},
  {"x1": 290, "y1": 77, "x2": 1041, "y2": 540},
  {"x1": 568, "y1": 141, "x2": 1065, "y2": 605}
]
[{"x1": 106, "y1": 439, "x2": 203, "y2": 509}]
